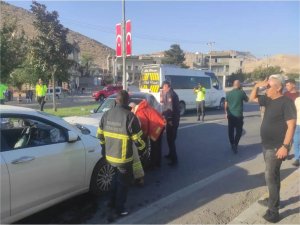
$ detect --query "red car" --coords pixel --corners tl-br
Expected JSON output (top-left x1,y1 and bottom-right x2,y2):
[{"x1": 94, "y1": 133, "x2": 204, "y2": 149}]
[{"x1": 92, "y1": 85, "x2": 123, "y2": 101}]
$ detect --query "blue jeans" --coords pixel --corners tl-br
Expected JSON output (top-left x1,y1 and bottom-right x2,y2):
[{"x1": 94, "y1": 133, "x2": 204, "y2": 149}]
[
  {"x1": 293, "y1": 125, "x2": 300, "y2": 160},
  {"x1": 263, "y1": 148, "x2": 283, "y2": 213},
  {"x1": 110, "y1": 165, "x2": 133, "y2": 213}
]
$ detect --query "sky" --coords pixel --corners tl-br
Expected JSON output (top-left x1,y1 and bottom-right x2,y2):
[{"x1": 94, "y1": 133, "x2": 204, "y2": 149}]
[{"x1": 6, "y1": 0, "x2": 300, "y2": 58}]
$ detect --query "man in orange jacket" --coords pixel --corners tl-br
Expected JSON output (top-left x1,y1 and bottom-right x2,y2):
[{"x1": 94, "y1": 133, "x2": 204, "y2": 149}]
[{"x1": 130, "y1": 99, "x2": 166, "y2": 169}]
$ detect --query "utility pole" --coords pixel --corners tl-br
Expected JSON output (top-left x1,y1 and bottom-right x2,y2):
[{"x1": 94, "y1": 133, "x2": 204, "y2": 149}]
[
  {"x1": 122, "y1": 0, "x2": 127, "y2": 90},
  {"x1": 207, "y1": 42, "x2": 215, "y2": 71}
]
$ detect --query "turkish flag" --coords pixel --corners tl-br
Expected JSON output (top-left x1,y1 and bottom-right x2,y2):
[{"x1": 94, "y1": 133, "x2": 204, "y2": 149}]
[
  {"x1": 126, "y1": 20, "x2": 132, "y2": 56},
  {"x1": 116, "y1": 23, "x2": 122, "y2": 57}
]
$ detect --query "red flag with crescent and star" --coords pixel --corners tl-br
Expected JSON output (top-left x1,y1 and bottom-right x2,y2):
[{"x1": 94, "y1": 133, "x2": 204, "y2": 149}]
[{"x1": 116, "y1": 23, "x2": 122, "y2": 57}]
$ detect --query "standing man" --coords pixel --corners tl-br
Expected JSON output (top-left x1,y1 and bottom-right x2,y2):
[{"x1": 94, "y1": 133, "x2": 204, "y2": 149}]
[
  {"x1": 0, "y1": 82, "x2": 8, "y2": 105},
  {"x1": 225, "y1": 80, "x2": 249, "y2": 153},
  {"x1": 249, "y1": 74, "x2": 296, "y2": 223},
  {"x1": 97, "y1": 90, "x2": 146, "y2": 217},
  {"x1": 194, "y1": 83, "x2": 206, "y2": 121},
  {"x1": 284, "y1": 78, "x2": 299, "y2": 101},
  {"x1": 161, "y1": 81, "x2": 180, "y2": 166},
  {"x1": 35, "y1": 78, "x2": 47, "y2": 111}
]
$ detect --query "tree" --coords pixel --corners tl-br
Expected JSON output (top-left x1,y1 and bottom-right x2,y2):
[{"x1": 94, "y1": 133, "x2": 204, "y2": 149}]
[
  {"x1": 163, "y1": 44, "x2": 188, "y2": 68},
  {"x1": 0, "y1": 17, "x2": 28, "y2": 83},
  {"x1": 79, "y1": 54, "x2": 94, "y2": 76},
  {"x1": 30, "y1": 1, "x2": 74, "y2": 110},
  {"x1": 251, "y1": 66, "x2": 282, "y2": 81},
  {"x1": 285, "y1": 73, "x2": 300, "y2": 80}
]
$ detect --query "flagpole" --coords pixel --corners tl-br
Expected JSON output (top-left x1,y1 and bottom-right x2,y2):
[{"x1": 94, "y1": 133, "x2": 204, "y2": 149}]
[{"x1": 122, "y1": 0, "x2": 127, "y2": 90}]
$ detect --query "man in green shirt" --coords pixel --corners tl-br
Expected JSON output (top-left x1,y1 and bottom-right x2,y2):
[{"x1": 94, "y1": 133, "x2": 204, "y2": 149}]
[
  {"x1": 0, "y1": 83, "x2": 8, "y2": 105},
  {"x1": 194, "y1": 83, "x2": 206, "y2": 121},
  {"x1": 225, "y1": 80, "x2": 249, "y2": 153}
]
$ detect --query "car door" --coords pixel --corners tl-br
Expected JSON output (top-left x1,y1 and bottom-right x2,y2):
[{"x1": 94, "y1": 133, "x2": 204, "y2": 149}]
[
  {"x1": 0, "y1": 115, "x2": 86, "y2": 216},
  {"x1": 0, "y1": 154, "x2": 10, "y2": 220}
]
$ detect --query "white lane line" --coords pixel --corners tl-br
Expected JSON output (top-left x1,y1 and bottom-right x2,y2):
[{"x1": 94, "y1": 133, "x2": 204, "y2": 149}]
[{"x1": 178, "y1": 119, "x2": 225, "y2": 130}]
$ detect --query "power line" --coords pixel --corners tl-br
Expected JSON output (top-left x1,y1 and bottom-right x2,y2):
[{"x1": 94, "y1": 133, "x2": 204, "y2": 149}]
[{"x1": 62, "y1": 17, "x2": 211, "y2": 45}]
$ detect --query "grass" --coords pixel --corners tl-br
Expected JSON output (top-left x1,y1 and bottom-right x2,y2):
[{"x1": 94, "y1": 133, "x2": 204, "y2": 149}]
[{"x1": 44, "y1": 104, "x2": 99, "y2": 117}]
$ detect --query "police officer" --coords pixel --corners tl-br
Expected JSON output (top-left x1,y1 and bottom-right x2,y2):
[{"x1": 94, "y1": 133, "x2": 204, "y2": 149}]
[
  {"x1": 97, "y1": 90, "x2": 146, "y2": 217},
  {"x1": 35, "y1": 78, "x2": 47, "y2": 111},
  {"x1": 0, "y1": 83, "x2": 8, "y2": 105},
  {"x1": 161, "y1": 81, "x2": 180, "y2": 166},
  {"x1": 194, "y1": 83, "x2": 206, "y2": 121}
]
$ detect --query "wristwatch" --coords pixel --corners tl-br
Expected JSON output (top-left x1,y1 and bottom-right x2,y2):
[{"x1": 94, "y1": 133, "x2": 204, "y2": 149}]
[{"x1": 282, "y1": 144, "x2": 290, "y2": 150}]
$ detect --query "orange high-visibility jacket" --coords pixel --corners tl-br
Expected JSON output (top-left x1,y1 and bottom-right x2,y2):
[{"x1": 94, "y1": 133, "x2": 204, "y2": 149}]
[{"x1": 135, "y1": 99, "x2": 166, "y2": 141}]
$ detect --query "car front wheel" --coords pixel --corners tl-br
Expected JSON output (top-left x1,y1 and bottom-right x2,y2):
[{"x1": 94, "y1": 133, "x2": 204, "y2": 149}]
[{"x1": 90, "y1": 159, "x2": 115, "y2": 195}]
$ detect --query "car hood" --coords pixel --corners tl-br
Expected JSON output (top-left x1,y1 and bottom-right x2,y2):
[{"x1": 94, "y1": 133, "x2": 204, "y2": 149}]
[{"x1": 63, "y1": 116, "x2": 100, "y2": 137}]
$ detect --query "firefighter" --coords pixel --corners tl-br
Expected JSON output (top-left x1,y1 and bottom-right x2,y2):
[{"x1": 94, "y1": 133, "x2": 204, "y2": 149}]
[{"x1": 97, "y1": 90, "x2": 146, "y2": 217}]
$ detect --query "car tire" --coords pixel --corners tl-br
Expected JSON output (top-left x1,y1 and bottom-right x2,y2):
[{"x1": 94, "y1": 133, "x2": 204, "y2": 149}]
[
  {"x1": 218, "y1": 98, "x2": 225, "y2": 110},
  {"x1": 179, "y1": 101, "x2": 186, "y2": 116},
  {"x1": 90, "y1": 158, "x2": 115, "y2": 196}
]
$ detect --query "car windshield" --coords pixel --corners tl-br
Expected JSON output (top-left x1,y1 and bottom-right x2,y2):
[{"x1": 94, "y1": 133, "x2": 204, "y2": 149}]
[{"x1": 95, "y1": 97, "x2": 145, "y2": 113}]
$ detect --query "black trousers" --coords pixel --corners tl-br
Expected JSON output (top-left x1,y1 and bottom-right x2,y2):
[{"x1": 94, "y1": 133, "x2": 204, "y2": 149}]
[
  {"x1": 150, "y1": 129, "x2": 164, "y2": 167},
  {"x1": 166, "y1": 123, "x2": 178, "y2": 163},
  {"x1": 227, "y1": 114, "x2": 244, "y2": 146},
  {"x1": 196, "y1": 100, "x2": 205, "y2": 120},
  {"x1": 110, "y1": 165, "x2": 133, "y2": 213},
  {"x1": 37, "y1": 96, "x2": 46, "y2": 111}
]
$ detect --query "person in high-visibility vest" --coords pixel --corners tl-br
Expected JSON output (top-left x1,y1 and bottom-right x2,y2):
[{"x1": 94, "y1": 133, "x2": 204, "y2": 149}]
[
  {"x1": 35, "y1": 78, "x2": 47, "y2": 111},
  {"x1": 194, "y1": 83, "x2": 206, "y2": 121},
  {"x1": 0, "y1": 83, "x2": 8, "y2": 105}
]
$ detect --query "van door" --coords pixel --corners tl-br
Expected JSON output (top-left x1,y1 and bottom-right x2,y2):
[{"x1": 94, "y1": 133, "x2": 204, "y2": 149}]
[{"x1": 209, "y1": 76, "x2": 223, "y2": 107}]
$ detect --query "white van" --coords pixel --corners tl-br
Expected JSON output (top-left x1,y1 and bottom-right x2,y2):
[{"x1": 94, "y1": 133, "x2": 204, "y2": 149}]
[
  {"x1": 46, "y1": 87, "x2": 63, "y2": 99},
  {"x1": 140, "y1": 64, "x2": 225, "y2": 115}
]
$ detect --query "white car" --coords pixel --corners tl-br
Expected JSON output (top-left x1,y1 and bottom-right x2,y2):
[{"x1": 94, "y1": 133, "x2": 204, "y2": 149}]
[{"x1": 0, "y1": 105, "x2": 113, "y2": 224}]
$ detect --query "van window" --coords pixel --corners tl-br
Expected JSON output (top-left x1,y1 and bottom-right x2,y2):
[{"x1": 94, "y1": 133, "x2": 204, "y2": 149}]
[{"x1": 166, "y1": 75, "x2": 211, "y2": 89}]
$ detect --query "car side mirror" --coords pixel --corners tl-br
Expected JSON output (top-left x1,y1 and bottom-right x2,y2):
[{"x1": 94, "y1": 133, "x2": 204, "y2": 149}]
[
  {"x1": 90, "y1": 109, "x2": 96, "y2": 114},
  {"x1": 68, "y1": 131, "x2": 79, "y2": 142}
]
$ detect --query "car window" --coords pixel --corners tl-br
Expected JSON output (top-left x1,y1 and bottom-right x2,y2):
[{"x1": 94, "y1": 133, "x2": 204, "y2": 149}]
[
  {"x1": 1, "y1": 116, "x2": 67, "y2": 151},
  {"x1": 96, "y1": 98, "x2": 116, "y2": 113}
]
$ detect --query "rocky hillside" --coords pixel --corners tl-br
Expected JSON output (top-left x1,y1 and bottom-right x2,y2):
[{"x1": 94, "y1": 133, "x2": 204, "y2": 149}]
[
  {"x1": 243, "y1": 54, "x2": 300, "y2": 74},
  {"x1": 0, "y1": 1, "x2": 115, "y2": 70}
]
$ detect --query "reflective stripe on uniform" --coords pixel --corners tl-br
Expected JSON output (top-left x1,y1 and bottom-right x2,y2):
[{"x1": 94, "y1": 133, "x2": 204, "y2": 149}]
[
  {"x1": 106, "y1": 155, "x2": 133, "y2": 164},
  {"x1": 103, "y1": 131, "x2": 130, "y2": 161},
  {"x1": 131, "y1": 130, "x2": 143, "y2": 141}
]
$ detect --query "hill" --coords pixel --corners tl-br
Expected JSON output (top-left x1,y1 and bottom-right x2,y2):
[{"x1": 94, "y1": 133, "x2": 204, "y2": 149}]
[
  {"x1": 0, "y1": 1, "x2": 115, "y2": 70},
  {"x1": 243, "y1": 54, "x2": 300, "y2": 74}
]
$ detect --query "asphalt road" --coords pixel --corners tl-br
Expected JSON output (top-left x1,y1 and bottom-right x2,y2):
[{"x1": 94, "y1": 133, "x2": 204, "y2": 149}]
[{"x1": 15, "y1": 102, "x2": 281, "y2": 224}]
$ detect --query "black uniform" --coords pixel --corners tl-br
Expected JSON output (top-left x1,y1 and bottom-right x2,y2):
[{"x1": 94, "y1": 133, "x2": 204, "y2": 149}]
[
  {"x1": 97, "y1": 104, "x2": 145, "y2": 214},
  {"x1": 162, "y1": 88, "x2": 180, "y2": 165}
]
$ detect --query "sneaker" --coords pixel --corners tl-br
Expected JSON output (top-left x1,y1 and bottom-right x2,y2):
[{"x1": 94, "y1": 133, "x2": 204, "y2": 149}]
[
  {"x1": 258, "y1": 198, "x2": 268, "y2": 207},
  {"x1": 292, "y1": 159, "x2": 300, "y2": 167},
  {"x1": 118, "y1": 210, "x2": 129, "y2": 216},
  {"x1": 263, "y1": 210, "x2": 280, "y2": 223},
  {"x1": 231, "y1": 144, "x2": 237, "y2": 154}
]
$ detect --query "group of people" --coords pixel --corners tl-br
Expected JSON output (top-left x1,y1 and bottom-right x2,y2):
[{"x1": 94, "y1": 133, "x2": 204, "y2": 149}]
[
  {"x1": 0, "y1": 78, "x2": 47, "y2": 111},
  {"x1": 96, "y1": 80, "x2": 180, "y2": 220},
  {"x1": 225, "y1": 76, "x2": 299, "y2": 223}
]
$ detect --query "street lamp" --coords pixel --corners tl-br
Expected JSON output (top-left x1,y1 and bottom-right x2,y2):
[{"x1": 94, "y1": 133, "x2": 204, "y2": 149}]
[
  {"x1": 207, "y1": 42, "x2": 215, "y2": 71},
  {"x1": 122, "y1": 0, "x2": 127, "y2": 90}
]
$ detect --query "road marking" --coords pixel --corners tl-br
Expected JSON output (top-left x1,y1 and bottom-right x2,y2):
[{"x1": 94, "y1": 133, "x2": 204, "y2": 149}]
[
  {"x1": 179, "y1": 119, "x2": 225, "y2": 130},
  {"x1": 116, "y1": 164, "x2": 241, "y2": 224}
]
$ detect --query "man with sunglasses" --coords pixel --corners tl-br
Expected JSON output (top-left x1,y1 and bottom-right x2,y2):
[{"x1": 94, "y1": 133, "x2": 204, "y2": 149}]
[{"x1": 249, "y1": 74, "x2": 296, "y2": 223}]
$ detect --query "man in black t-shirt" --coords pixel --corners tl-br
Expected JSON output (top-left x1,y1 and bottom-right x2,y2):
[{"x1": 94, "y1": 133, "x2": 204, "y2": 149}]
[{"x1": 249, "y1": 74, "x2": 296, "y2": 223}]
